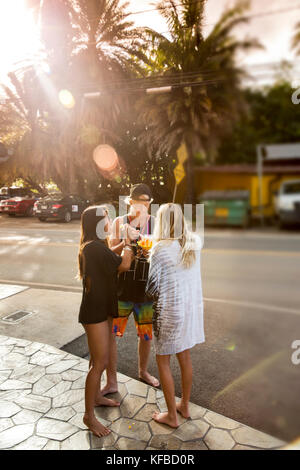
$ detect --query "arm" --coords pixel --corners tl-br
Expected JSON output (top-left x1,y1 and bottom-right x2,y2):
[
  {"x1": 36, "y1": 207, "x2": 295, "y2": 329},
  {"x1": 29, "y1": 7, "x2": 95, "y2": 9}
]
[
  {"x1": 110, "y1": 239, "x2": 125, "y2": 255},
  {"x1": 110, "y1": 218, "x2": 123, "y2": 254},
  {"x1": 110, "y1": 218, "x2": 139, "y2": 254},
  {"x1": 118, "y1": 246, "x2": 134, "y2": 273}
]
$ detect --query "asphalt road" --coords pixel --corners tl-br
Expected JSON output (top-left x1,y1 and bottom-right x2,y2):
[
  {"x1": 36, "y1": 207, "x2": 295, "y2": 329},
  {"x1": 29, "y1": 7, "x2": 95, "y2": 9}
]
[{"x1": 0, "y1": 215, "x2": 300, "y2": 442}]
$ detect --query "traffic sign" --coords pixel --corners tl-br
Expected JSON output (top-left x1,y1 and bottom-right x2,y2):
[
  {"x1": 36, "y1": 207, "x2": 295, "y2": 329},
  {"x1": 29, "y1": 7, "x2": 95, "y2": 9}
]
[{"x1": 174, "y1": 163, "x2": 185, "y2": 185}]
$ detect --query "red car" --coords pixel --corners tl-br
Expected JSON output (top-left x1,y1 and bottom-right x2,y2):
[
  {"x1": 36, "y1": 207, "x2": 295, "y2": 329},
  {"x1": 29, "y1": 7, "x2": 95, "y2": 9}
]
[{"x1": 1, "y1": 195, "x2": 39, "y2": 217}]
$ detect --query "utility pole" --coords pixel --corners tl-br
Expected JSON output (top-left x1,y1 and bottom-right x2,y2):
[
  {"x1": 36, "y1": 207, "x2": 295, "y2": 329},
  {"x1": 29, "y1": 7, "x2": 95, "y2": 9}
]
[{"x1": 256, "y1": 144, "x2": 266, "y2": 226}]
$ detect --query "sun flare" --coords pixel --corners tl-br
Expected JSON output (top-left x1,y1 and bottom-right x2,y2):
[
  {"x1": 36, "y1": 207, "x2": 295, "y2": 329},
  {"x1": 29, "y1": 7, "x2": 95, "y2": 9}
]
[{"x1": 0, "y1": 0, "x2": 42, "y2": 82}]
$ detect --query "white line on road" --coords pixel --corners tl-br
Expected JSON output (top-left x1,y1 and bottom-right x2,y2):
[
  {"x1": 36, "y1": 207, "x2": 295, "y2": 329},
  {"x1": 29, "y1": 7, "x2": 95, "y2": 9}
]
[
  {"x1": 202, "y1": 249, "x2": 300, "y2": 257},
  {"x1": 0, "y1": 279, "x2": 82, "y2": 292},
  {"x1": 0, "y1": 278, "x2": 298, "y2": 315},
  {"x1": 1, "y1": 239, "x2": 300, "y2": 256},
  {"x1": 204, "y1": 297, "x2": 300, "y2": 316},
  {"x1": 205, "y1": 230, "x2": 300, "y2": 240}
]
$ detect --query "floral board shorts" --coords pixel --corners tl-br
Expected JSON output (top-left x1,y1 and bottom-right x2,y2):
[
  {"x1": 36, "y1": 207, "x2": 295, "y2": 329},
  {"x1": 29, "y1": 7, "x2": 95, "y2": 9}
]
[{"x1": 112, "y1": 301, "x2": 153, "y2": 341}]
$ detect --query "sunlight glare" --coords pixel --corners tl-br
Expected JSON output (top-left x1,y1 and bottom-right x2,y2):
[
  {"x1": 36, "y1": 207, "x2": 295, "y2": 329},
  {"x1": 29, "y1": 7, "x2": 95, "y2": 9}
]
[
  {"x1": 0, "y1": 0, "x2": 42, "y2": 82},
  {"x1": 59, "y1": 89, "x2": 75, "y2": 109}
]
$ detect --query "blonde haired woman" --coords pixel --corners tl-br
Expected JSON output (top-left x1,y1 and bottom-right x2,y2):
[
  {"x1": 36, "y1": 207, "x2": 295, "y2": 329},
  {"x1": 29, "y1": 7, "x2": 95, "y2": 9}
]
[{"x1": 146, "y1": 203, "x2": 204, "y2": 428}]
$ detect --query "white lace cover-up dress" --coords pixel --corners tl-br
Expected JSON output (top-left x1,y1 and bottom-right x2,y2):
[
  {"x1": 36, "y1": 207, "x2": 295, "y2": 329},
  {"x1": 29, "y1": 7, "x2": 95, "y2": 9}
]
[{"x1": 146, "y1": 238, "x2": 205, "y2": 355}]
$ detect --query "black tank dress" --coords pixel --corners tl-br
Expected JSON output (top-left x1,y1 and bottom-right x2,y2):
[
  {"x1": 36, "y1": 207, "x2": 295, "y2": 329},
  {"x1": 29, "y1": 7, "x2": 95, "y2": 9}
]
[{"x1": 78, "y1": 240, "x2": 122, "y2": 324}]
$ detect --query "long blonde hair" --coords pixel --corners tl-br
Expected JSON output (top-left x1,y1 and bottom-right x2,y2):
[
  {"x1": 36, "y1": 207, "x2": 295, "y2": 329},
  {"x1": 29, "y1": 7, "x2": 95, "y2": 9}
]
[{"x1": 152, "y1": 203, "x2": 196, "y2": 269}]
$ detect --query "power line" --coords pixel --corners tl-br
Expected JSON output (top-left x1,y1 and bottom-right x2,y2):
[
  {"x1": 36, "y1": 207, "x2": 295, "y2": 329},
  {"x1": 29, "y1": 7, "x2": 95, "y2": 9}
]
[
  {"x1": 1, "y1": 63, "x2": 297, "y2": 103},
  {"x1": 77, "y1": 70, "x2": 230, "y2": 89},
  {"x1": 1, "y1": 76, "x2": 227, "y2": 106},
  {"x1": 2, "y1": 63, "x2": 297, "y2": 105},
  {"x1": 84, "y1": 77, "x2": 230, "y2": 100},
  {"x1": 65, "y1": 58, "x2": 300, "y2": 91}
]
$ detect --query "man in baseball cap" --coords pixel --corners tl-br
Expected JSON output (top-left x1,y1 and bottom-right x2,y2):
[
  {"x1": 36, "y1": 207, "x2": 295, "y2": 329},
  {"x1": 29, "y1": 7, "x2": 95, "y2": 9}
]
[{"x1": 101, "y1": 183, "x2": 159, "y2": 394}]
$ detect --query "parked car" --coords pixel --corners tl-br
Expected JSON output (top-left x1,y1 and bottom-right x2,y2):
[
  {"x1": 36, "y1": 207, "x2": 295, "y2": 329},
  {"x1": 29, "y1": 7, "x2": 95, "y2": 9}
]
[
  {"x1": 0, "y1": 186, "x2": 32, "y2": 202},
  {"x1": 275, "y1": 179, "x2": 300, "y2": 229},
  {"x1": 0, "y1": 199, "x2": 7, "y2": 213},
  {"x1": 0, "y1": 194, "x2": 40, "y2": 217},
  {"x1": 34, "y1": 194, "x2": 90, "y2": 222}
]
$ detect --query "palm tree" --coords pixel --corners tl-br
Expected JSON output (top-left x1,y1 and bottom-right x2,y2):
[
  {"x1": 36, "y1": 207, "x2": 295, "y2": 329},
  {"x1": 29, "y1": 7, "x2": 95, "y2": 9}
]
[
  {"x1": 0, "y1": 69, "x2": 54, "y2": 192},
  {"x1": 36, "y1": 0, "x2": 149, "y2": 126},
  {"x1": 23, "y1": 0, "x2": 151, "y2": 198},
  {"x1": 292, "y1": 19, "x2": 300, "y2": 56},
  {"x1": 138, "y1": 0, "x2": 260, "y2": 203}
]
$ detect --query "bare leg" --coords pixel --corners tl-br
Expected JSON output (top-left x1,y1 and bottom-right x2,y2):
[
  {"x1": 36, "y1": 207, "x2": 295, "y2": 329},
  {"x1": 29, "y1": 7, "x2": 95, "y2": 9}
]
[
  {"x1": 176, "y1": 349, "x2": 193, "y2": 418},
  {"x1": 101, "y1": 318, "x2": 118, "y2": 396},
  {"x1": 83, "y1": 322, "x2": 113, "y2": 437},
  {"x1": 138, "y1": 337, "x2": 160, "y2": 387},
  {"x1": 152, "y1": 354, "x2": 179, "y2": 428}
]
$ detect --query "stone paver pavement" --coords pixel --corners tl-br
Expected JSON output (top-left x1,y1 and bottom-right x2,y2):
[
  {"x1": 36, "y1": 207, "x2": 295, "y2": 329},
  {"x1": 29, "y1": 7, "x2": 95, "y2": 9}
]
[{"x1": 0, "y1": 335, "x2": 288, "y2": 450}]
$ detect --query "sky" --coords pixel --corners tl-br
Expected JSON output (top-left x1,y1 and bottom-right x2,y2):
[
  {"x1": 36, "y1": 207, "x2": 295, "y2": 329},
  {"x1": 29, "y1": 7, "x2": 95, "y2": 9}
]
[
  {"x1": 0, "y1": 0, "x2": 299, "y2": 85},
  {"x1": 130, "y1": 0, "x2": 300, "y2": 85}
]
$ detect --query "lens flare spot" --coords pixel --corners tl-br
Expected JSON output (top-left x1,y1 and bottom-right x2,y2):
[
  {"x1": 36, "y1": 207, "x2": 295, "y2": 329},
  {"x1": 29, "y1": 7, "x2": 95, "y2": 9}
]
[
  {"x1": 226, "y1": 342, "x2": 236, "y2": 352},
  {"x1": 93, "y1": 144, "x2": 119, "y2": 172},
  {"x1": 284, "y1": 437, "x2": 300, "y2": 450},
  {"x1": 59, "y1": 89, "x2": 75, "y2": 109}
]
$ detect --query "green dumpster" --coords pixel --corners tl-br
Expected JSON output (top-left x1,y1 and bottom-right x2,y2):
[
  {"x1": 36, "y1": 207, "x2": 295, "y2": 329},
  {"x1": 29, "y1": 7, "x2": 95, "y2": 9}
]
[{"x1": 199, "y1": 190, "x2": 250, "y2": 228}]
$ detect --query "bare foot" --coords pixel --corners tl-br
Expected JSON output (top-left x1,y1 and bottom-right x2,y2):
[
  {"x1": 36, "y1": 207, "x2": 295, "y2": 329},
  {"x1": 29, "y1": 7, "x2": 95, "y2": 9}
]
[
  {"x1": 95, "y1": 394, "x2": 120, "y2": 407},
  {"x1": 139, "y1": 371, "x2": 160, "y2": 388},
  {"x1": 83, "y1": 414, "x2": 111, "y2": 437},
  {"x1": 176, "y1": 401, "x2": 190, "y2": 419},
  {"x1": 101, "y1": 384, "x2": 118, "y2": 396},
  {"x1": 152, "y1": 411, "x2": 179, "y2": 428}
]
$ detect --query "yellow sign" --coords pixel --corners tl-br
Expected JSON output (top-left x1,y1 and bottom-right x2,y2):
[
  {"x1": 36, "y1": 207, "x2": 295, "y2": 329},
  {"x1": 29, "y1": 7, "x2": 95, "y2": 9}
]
[
  {"x1": 215, "y1": 208, "x2": 228, "y2": 217},
  {"x1": 174, "y1": 163, "x2": 185, "y2": 185},
  {"x1": 177, "y1": 142, "x2": 188, "y2": 164}
]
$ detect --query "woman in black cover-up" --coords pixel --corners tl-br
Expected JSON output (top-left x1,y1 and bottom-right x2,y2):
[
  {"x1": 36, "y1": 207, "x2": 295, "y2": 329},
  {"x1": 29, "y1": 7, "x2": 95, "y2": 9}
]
[{"x1": 78, "y1": 205, "x2": 133, "y2": 437}]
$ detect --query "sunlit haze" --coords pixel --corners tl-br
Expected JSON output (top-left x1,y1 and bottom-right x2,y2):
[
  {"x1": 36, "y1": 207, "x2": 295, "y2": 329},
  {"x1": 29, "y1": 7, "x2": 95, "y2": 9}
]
[
  {"x1": 0, "y1": 0, "x2": 42, "y2": 83},
  {"x1": 0, "y1": 0, "x2": 299, "y2": 85}
]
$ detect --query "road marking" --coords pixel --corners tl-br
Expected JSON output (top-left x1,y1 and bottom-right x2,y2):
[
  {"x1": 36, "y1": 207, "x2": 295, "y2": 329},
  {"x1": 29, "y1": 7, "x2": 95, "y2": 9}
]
[
  {"x1": 0, "y1": 279, "x2": 298, "y2": 315},
  {"x1": 203, "y1": 248, "x2": 300, "y2": 257},
  {"x1": 0, "y1": 284, "x2": 29, "y2": 300},
  {"x1": 204, "y1": 297, "x2": 300, "y2": 316},
  {"x1": 205, "y1": 231, "x2": 300, "y2": 240},
  {"x1": 0, "y1": 227, "x2": 79, "y2": 234},
  {"x1": 0, "y1": 279, "x2": 82, "y2": 292},
  {"x1": 0, "y1": 240, "x2": 77, "y2": 247},
  {"x1": 1, "y1": 240, "x2": 300, "y2": 256}
]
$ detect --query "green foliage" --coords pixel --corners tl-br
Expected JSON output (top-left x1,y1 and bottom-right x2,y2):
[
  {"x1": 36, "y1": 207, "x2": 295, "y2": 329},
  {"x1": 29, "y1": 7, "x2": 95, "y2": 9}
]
[
  {"x1": 1, "y1": 0, "x2": 151, "y2": 200},
  {"x1": 216, "y1": 81, "x2": 300, "y2": 164},
  {"x1": 2, "y1": 0, "x2": 287, "y2": 204},
  {"x1": 137, "y1": 0, "x2": 260, "y2": 202}
]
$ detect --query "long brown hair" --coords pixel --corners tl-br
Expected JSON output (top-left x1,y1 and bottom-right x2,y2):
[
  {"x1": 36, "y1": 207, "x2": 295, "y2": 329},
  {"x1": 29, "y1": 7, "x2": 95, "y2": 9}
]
[{"x1": 78, "y1": 205, "x2": 109, "y2": 279}]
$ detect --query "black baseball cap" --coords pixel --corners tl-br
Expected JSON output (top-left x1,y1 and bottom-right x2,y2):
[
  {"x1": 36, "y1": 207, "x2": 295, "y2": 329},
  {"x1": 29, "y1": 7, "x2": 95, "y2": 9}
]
[{"x1": 129, "y1": 183, "x2": 153, "y2": 201}]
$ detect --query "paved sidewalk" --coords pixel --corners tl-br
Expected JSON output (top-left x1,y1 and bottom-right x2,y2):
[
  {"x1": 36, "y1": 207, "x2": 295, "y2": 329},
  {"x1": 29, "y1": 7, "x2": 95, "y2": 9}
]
[
  {"x1": 0, "y1": 335, "x2": 288, "y2": 450},
  {"x1": 0, "y1": 285, "x2": 82, "y2": 349}
]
